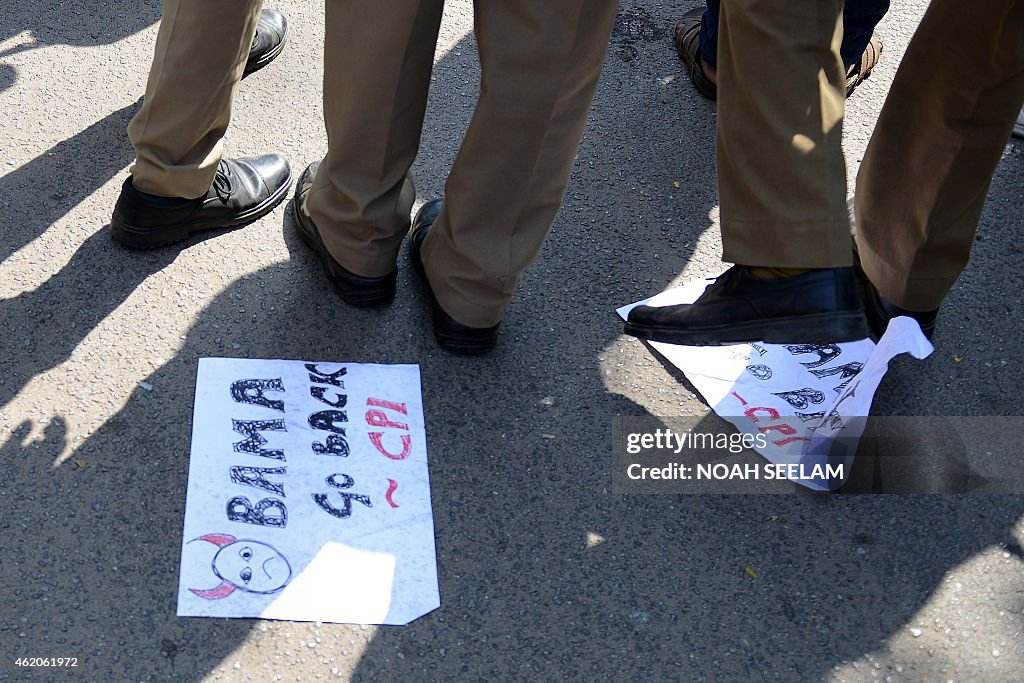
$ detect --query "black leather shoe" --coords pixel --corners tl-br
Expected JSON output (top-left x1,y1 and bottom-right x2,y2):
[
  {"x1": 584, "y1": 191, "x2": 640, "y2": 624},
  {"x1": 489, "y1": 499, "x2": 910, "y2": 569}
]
[
  {"x1": 855, "y1": 259, "x2": 938, "y2": 341},
  {"x1": 243, "y1": 9, "x2": 288, "y2": 77},
  {"x1": 625, "y1": 265, "x2": 869, "y2": 345},
  {"x1": 291, "y1": 161, "x2": 396, "y2": 308},
  {"x1": 111, "y1": 154, "x2": 291, "y2": 249},
  {"x1": 863, "y1": 285, "x2": 938, "y2": 341},
  {"x1": 409, "y1": 199, "x2": 500, "y2": 355}
]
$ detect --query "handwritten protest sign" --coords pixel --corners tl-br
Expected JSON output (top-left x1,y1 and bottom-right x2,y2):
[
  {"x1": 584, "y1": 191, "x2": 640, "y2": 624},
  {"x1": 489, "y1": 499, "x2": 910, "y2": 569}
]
[
  {"x1": 618, "y1": 277, "x2": 933, "y2": 490},
  {"x1": 177, "y1": 358, "x2": 439, "y2": 625}
]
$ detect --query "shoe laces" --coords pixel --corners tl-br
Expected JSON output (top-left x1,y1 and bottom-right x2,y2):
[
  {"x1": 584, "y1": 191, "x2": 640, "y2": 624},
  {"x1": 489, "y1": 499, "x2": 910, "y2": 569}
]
[{"x1": 212, "y1": 161, "x2": 233, "y2": 203}]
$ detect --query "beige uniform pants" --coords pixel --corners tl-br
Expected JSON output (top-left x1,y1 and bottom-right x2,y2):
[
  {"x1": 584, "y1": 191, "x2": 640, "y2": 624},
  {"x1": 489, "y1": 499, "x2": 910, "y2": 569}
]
[
  {"x1": 716, "y1": 0, "x2": 1024, "y2": 314},
  {"x1": 128, "y1": 0, "x2": 264, "y2": 199},
  {"x1": 856, "y1": 0, "x2": 1024, "y2": 312},
  {"x1": 306, "y1": 0, "x2": 620, "y2": 328},
  {"x1": 716, "y1": 0, "x2": 850, "y2": 269}
]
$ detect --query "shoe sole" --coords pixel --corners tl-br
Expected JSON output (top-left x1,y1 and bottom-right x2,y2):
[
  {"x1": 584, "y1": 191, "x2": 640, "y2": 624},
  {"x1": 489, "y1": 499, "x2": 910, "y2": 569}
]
[
  {"x1": 624, "y1": 311, "x2": 869, "y2": 346},
  {"x1": 111, "y1": 171, "x2": 293, "y2": 250},
  {"x1": 291, "y1": 194, "x2": 395, "y2": 308}
]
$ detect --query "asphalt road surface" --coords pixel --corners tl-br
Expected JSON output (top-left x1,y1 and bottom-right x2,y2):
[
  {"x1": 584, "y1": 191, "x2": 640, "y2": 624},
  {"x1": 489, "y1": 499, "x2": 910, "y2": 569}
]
[{"x1": 1, "y1": 1, "x2": 1022, "y2": 681}]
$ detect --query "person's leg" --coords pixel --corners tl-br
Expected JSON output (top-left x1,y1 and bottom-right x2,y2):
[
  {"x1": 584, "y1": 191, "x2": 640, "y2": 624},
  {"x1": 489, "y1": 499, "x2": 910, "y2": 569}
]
[
  {"x1": 627, "y1": 0, "x2": 867, "y2": 345},
  {"x1": 700, "y1": 0, "x2": 720, "y2": 68},
  {"x1": 688, "y1": 0, "x2": 888, "y2": 99},
  {"x1": 415, "y1": 0, "x2": 619, "y2": 330},
  {"x1": 840, "y1": 0, "x2": 889, "y2": 69},
  {"x1": 718, "y1": 0, "x2": 849, "y2": 269},
  {"x1": 128, "y1": 0, "x2": 266, "y2": 199},
  {"x1": 701, "y1": 0, "x2": 886, "y2": 70},
  {"x1": 304, "y1": 0, "x2": 445, "y2": 281},
  {"x1": 856, "y1": 0, "x2": 1024, "y2": 319},
  {"x1": 113, "y1": 1, "x2": 290, "y2": 249}
]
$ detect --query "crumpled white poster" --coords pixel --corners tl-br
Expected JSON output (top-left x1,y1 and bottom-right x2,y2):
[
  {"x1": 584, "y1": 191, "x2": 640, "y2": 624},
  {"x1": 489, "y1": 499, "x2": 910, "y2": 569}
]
[
  {"x1": 618, "y1": 276, "x2": 934, "y2": 490},
  {"x1": 177, "y1": 358, "x2": 439, "y2": 625}
]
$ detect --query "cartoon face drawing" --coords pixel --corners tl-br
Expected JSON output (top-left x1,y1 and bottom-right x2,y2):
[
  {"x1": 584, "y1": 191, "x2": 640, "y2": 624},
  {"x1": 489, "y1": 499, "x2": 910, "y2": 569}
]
[
  {"x1": 213, "y1": 540, "x2": 291, "y2": 593},
  {"x1": 189, "y1": 533, "x2": 292, "y2": 600}
]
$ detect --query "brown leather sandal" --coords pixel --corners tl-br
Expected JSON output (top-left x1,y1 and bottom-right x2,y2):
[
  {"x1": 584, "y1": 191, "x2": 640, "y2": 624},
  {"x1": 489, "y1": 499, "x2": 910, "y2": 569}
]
[
  {"x1": 846, "y1": 34, "x2": 884, "y2": 97},
  {"x1": 673, "y1": 7, "x2": 717, "y2": 101}
]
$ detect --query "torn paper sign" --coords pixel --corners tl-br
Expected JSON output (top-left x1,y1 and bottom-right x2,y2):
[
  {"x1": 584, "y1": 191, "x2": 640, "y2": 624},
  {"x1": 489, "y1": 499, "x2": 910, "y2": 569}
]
[
  {"x1": 178, "y1": 358, "x2": 438, "y2": 625},
  {"x1": 618, "y1": 278, "x2": 933, "y2": 491}
]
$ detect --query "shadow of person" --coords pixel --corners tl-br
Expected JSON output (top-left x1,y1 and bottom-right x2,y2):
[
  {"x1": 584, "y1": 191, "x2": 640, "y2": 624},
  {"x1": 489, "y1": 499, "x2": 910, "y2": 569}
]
[
  {"x1": 0, "y1": 100, "x2": 141, "y2": 267},
  {"x1": 0, "y1": 227, "x2": 175, "y2": 410},
  {"x1": 0, "y1": 63, "x2": 13, "y2": 93},
  {"x1": 0, "y1": 0, "x2": 160, "y2": 48},
  {"x1": 0, "y1": 0, "x2": 162, "y2": 95},
  {"x1": 0, "y1": 408, "x2": 253, "y2": 677}
]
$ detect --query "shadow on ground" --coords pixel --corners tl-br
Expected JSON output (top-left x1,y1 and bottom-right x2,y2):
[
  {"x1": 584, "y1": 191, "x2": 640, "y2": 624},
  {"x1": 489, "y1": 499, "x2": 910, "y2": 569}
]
[
  {"x1": 0, "y1": 0, "x2": 161, "y2": 94},
  {"x1": 1, "y1": 3, "x2": 1022, "y2": 681}
]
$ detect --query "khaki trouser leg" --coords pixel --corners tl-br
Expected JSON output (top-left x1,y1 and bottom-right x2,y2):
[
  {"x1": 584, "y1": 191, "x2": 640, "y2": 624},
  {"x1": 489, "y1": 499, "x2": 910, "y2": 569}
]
[
  {"x1": 128, "y1": 0, "x2": 264, "y2": 198},
  {"x1": 717, "y1": 0, "x2": 850, "y2": 268},
  {"x1": 419, "y1": 0, "x2": 619, "y2": 327},
  {"x1": 855, "y1": 0, "x2": 1024, "y2": 312},
  {"x1": 308, "y1": 0, "x2": 445, "y2": 279}
]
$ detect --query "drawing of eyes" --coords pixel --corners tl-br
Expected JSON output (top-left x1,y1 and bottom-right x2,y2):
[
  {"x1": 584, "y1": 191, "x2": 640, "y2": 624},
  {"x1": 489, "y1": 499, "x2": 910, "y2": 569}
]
[
  {"x1": 239, "y1": 546, "x2": 253, "y2": 560},
  {"x1": 240, "y1": 567, "x2": 252, "y2": 584}
]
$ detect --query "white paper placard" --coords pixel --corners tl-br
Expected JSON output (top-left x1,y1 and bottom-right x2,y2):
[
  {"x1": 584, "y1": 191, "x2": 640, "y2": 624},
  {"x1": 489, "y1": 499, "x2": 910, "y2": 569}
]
[
  {"x1": 618, "y1": 277, "x2": 934, "y2": 490},
  {"x1": 177, "y1": 358, "x2": 439, "y2": 625}
]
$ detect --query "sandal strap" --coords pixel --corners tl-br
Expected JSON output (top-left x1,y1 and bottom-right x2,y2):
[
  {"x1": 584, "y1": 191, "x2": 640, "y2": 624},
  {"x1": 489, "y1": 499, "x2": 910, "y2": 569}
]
[
  {"x1": 846, "y1": 34, "x2": 884, "y2": 96},
  {"x1": 672, "y1": 9, "x2": 704, "y2": 68}
]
